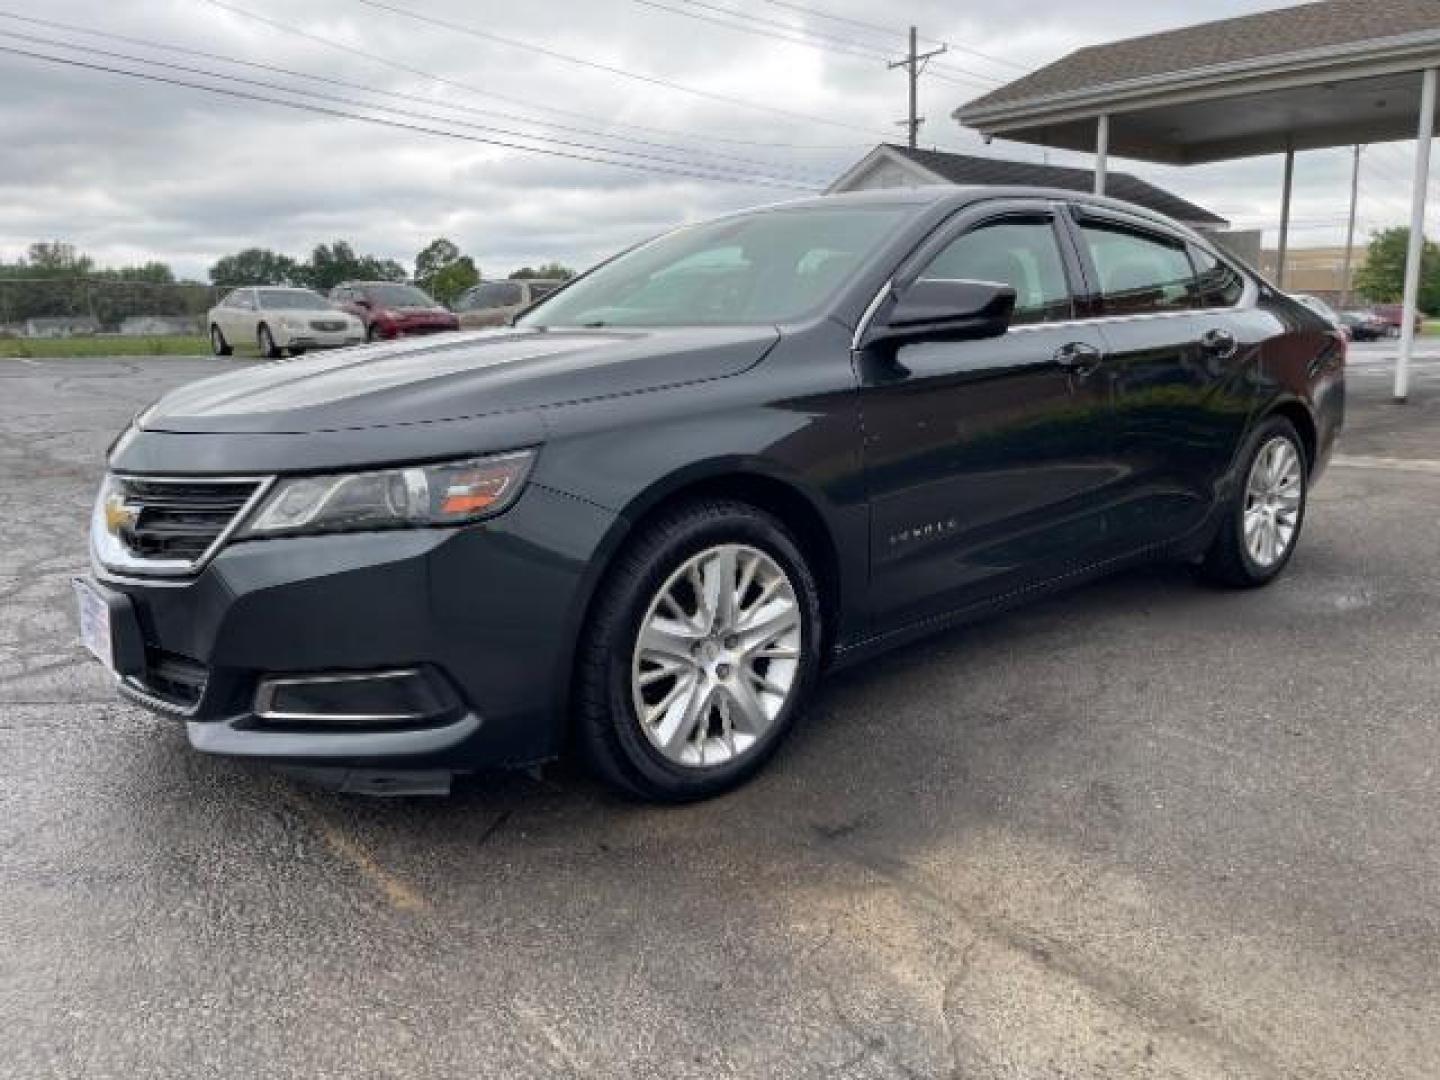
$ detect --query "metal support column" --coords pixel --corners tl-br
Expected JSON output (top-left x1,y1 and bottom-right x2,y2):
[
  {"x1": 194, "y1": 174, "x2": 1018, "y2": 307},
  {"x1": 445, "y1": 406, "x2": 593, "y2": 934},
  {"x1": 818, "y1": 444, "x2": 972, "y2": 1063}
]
[
  {"x1": 1397, "y1": 66, "x2": 1437, "y2": 402},
  {"x1": 1094, "y1": 113, "x2": 1109, "y2": 195},
  {"x1": 1276, "y1": 144, "x2": 1295, "y2": 290}
]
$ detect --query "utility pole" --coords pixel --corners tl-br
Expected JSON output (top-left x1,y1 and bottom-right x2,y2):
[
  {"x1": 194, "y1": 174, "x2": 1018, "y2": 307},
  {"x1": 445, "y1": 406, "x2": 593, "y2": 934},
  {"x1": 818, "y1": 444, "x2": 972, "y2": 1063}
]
[
  {"x1": 889, "y1": 26, "x2": 947, "y2": 148},
  {"x1": 1340, "y1": 144, "x2": 1363, "y2": 309}
]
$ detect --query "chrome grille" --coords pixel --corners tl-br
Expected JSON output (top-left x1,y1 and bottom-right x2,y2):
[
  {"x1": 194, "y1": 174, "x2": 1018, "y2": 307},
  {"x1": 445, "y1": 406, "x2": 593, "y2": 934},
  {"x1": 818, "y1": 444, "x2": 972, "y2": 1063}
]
[
  {"x1": 310, "y1": 319, "x2": 347, "y2": 332},
  {"x1": 92, "y1": 474, "x2": 272, "y2": 578}
]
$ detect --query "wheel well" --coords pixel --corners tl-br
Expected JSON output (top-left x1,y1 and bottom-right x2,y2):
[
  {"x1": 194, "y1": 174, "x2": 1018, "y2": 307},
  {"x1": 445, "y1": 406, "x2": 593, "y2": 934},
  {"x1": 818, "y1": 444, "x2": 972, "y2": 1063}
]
[{"x1": 1265, "y1": 401, "x2": 1318, "y2": 474}]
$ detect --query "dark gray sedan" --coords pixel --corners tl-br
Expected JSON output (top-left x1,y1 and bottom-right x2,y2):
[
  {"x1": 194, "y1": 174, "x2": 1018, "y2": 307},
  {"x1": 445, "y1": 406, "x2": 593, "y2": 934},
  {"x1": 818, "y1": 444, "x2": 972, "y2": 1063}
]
[{"x1": 78, "y1": 187, "x2": 1344, "y2": 801}]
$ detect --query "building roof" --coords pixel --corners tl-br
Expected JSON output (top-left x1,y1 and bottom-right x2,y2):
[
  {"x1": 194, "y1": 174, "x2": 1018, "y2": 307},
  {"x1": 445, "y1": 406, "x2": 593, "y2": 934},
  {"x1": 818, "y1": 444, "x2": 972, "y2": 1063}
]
[
  {"x1": 964, "y1": 0, "x2": 1440, "y2": 114},
  {"x1": 830, "y1": 144, "x2": 1227, "y2": 227}
]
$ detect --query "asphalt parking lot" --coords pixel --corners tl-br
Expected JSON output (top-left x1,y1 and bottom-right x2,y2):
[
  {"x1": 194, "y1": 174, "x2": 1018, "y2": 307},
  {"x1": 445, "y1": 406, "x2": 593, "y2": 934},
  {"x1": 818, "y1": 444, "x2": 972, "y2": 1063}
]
[{"x1": 2, "y1": 346, "x2": 1438, "y2": 1079}]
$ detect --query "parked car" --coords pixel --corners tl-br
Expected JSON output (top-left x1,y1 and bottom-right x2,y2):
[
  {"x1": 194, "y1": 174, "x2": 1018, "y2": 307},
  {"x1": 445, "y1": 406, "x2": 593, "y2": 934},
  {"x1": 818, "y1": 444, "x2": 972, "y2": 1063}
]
[
  {"x1": 78, "y1": 187, "x2": 1344, "y2": 801},
  {"x1": 1291, "y1": 293, "x2": 1343, "y2": 331},
  {"x1": 1340, "y1": 310, "x2": 1388, "y2": 341},
  {"x1": 455, "y1": 279, "x2": 564, "y2": 329},
  {"x1": 1369, "y1": 302, "x2": 1425, "y2": 337},
  {"x1": 208, "y1": 286, "x2": 364, "y2": 358},
  {"x1": 329, "y1": 281, "x2": 459, "y2": 341}
]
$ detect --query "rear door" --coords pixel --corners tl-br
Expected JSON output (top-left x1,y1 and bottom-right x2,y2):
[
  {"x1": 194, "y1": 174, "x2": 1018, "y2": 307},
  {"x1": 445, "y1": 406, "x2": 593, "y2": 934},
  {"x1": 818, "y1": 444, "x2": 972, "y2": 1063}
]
[
  {"x1": 860, "y1": 200, "x2": 1118, "y2": 630},
  {"x1": 1067, "y1": 209, "x2": 1256, "y2": 547}
]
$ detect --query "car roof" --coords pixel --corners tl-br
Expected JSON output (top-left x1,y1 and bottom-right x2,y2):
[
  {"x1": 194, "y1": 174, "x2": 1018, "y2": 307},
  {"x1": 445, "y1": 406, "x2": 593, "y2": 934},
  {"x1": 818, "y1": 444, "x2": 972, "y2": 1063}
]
[{"x1": 729, "y1": 184, "x2": 1200, "y2": 238}]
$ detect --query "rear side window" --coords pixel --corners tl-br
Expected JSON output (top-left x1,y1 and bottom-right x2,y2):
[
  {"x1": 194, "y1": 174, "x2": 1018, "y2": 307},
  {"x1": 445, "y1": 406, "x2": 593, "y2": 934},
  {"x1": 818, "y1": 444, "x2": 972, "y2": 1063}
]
[
  {"x1": 1190, "y1": 246, "x2": 1246, "y2": 308},
  {"x1": 1078, "y1": 222, "x2": 1196, "y2": 315},
  {"x1": 918, "y1": 218, "x2": 1072, "y2": 325}
]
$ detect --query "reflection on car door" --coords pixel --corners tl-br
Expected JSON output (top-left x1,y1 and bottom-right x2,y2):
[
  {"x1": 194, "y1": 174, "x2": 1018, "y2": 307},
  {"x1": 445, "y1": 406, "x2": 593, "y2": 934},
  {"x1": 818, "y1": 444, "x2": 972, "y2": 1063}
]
[
  {"x1": 1068, "y1": 209, "x2": 1259, "y2": 547},
  {"x1": 859, "y1": 202, "x2": 1120, "y2": 631}
]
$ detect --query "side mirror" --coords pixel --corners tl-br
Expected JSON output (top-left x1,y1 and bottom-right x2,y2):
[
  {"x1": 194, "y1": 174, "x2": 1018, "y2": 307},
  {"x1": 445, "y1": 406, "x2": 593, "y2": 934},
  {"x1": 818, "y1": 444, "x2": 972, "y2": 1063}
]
[
  {"x1": 352, "y1": 298, "x2": 372, "y2": 310},
  {"x1": 866, "y1": 279, "x2": 1016, "y2": 348}
]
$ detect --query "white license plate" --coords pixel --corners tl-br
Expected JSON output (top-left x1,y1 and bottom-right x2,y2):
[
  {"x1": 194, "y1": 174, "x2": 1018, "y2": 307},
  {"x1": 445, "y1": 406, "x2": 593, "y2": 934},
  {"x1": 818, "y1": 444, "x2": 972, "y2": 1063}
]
[{"x1": 73, "y1": 577, "x2": 116, "y2": 673}]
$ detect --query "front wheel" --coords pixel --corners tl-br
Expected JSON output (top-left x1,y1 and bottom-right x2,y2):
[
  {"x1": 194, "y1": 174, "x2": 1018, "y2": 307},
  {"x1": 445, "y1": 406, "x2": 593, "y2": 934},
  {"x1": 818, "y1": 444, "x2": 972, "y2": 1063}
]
[
  {"x1": 257, "y1": 324, "x2": 283, "y2": 359},
  {"x1": 575, "y1": 500, "x2": 823, "y2": 802},
  {"x1": 209, "y1": 325, "x2": 232, "y2": 357},
  {"x1": 366, "y1": 323, "x2": 383, "y2": 343},
  {"x1": 1199, "y1": 416, "x2": 1307, "y2": 588}
]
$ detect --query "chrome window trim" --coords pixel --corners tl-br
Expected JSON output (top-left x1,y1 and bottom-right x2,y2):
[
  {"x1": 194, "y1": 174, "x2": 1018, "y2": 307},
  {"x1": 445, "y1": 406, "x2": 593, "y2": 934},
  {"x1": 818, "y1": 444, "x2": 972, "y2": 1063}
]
[
  {"x1": 851, "y1": 278, "x2": 894, "y2": 351},
  {"x1": 253, "y1": 669, "x2": 432, "y2": 724},
  {"x1": 91, "y1": 473, "x2": 275, "y2": 580}
]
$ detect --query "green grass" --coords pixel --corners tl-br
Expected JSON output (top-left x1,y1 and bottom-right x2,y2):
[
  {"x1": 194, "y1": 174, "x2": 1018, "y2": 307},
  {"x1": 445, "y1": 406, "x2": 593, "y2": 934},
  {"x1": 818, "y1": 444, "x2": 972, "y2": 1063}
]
[{"x1": 0, "y1": 334, "x2": 216, "y2": 358}]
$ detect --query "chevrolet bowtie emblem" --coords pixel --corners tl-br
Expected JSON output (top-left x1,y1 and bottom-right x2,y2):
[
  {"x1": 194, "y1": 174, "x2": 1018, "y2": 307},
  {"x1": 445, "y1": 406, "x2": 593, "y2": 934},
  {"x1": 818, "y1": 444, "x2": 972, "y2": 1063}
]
[{"x1": 103, "y1": 495, "x2": 140, "y2": 535}]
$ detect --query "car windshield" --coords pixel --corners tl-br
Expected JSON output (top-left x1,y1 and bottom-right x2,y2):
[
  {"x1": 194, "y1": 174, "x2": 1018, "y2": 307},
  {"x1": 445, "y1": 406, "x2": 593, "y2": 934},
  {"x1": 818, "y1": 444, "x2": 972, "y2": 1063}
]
[
  {"x1": 519, "y1": 205, "x2": 909, "y2": 328},
  {"x1": 257, "y1": 289, "x2": 331, "y2": 310},
  {"x1": 363, "y1": 284, "x2": 437, "y2": 308}
]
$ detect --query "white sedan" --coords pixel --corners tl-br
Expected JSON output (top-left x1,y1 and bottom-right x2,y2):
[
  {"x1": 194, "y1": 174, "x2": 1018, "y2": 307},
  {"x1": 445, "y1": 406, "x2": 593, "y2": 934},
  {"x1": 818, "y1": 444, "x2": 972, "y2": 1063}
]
[{"x1": 208, "y1": 286, "x2": 365, "y2": 358}]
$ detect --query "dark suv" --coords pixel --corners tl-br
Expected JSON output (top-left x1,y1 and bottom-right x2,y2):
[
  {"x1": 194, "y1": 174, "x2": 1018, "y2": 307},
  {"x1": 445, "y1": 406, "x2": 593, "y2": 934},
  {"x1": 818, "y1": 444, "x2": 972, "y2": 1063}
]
[
  {"x1": 77, "y1": 188, "x2": 1344, "y2": 801},
  {"x1": 330, "y1": 281, "x2": 459, "y2": 341}
]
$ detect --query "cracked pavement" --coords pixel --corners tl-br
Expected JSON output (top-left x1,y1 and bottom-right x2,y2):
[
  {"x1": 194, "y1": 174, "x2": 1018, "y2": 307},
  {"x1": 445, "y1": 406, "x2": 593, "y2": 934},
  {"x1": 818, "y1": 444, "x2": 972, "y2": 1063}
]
[{"x1": 1, "y1": 353, "x2": 1438, "y2": 1078}]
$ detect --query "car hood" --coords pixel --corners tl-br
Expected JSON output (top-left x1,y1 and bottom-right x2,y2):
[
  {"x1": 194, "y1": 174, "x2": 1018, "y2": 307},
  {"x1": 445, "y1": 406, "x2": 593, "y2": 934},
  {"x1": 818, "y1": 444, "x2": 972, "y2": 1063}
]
[
  {"x1": 265, "y1": 308, "x2": 356, "y2": 321},
  {"x1": 140, "y1": 326, "x2": 779, "y2": 435}
]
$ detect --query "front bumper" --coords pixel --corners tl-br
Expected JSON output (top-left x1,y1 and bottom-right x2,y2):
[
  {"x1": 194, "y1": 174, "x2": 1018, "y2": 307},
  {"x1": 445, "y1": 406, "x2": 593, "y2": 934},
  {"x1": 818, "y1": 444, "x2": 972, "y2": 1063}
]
[
  {"x1": 273, "y1": 326, "x2": 364, "y2": 348},
  {"x1": 95, "y1": 484, "x2": 617, "y2": 772}
]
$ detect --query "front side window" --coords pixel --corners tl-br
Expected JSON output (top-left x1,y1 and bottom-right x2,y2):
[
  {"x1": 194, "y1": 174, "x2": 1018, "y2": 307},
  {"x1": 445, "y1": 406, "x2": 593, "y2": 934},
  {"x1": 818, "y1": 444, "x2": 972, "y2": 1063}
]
[
  {"x1": 1190, "y1": 246, "x2": 1246, "y2": 308},
  {"x1": 918, "y1": 217, "x2": 1072, "y2": 326},
  {"x1": 520, "y1": 205, "x2": 909, "y2": 328},
  {"x1": 1079, "y1": 222, "x2": 1196, "y2": 315},
  {"x1": 232, "y1": 290, "x2": 254, "y2": 311}
]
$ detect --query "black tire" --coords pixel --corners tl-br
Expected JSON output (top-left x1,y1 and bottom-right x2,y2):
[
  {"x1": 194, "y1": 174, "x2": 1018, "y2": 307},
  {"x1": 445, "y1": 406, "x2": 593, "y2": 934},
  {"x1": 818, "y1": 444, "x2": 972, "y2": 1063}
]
[
  {"x1": 290, "y1": 347, "x2": 306, "y2": 356},
  {"x1": 1198, "y1": 416, "x2": 1308, "y2": 588},
  {"x1": 366, "y1": 323, "x2": 382, "y2": 344},
  {"x1": 257, "y1": 324, "x2": 282, "y2": 359},
  {"x1": 575, "y1": 499, "x2": 823, "y2": 802},
  {"x1": 209, "y1": 324, "x2": 232, "y2": 357}
]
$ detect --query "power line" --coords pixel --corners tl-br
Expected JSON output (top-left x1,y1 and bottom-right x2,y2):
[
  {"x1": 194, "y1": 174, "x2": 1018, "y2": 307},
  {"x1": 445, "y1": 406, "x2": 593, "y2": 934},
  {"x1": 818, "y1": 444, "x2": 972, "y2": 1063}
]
[
  {"x1": 745, "y1": 0, "x2": 1030, "y2": 73},
  {"x1": 631, "y1": 0, "x2": 1000, "y2": 89},
  {"x1": 0, "y1": 29, "x2": 829, "y2": 186},
  {"x1": 328, "y1": 0, "x2": 894, "y2": 138},
  {"x1": 198, "y1": 0, "x2": 867, "y2": 151},
  {"x1": 0, "y1": 43, "x2": 817, "y2": 191},
  {"x1": 0, "y1": 10, "x2": 828, "y2": 179}
]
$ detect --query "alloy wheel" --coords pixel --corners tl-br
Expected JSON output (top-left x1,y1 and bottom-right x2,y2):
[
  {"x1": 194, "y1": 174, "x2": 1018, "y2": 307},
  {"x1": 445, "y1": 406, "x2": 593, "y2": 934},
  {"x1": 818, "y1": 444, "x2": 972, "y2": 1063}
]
[
  {"x1": 630, "y1": 543, "x2": 802, "y2": 768},
  {"x1": 1243, "y1": 436, "x2": 1303, "y2": 569}
]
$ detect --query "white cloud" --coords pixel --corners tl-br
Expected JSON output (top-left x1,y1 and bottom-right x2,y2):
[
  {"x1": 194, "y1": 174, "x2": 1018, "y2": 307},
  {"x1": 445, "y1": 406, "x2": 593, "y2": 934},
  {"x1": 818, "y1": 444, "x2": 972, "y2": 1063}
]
[{"x1": 0, "y1": 0, "x2": 1430, "y2": 279}]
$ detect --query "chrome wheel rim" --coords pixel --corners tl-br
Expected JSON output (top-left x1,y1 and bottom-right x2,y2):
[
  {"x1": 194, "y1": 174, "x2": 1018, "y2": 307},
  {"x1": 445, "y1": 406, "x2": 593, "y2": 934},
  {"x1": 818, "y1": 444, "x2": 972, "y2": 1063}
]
[
  {"x1": 631, "y1": 544, "x2": 802, "y2": 769},
  {"x1": 1243, "y1": 436, "x2": 1303, "y2": 569}
]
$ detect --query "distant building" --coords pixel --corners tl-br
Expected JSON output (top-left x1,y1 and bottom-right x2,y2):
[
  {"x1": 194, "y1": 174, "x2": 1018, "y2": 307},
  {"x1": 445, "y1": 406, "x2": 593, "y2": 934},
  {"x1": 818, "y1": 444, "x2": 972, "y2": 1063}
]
[
  {"x1": 119, "y1": 316, "x2": 200, "y2": 336},
  {"x1": 1259, "y1": 247, "x2": 1366, "y2": 306},
  {"x1": 828, "y1": 143, "x2": 1228, "y2": 232},
  {"x1": 23, "y1": 316, "x2": 100, "y2": 339}
]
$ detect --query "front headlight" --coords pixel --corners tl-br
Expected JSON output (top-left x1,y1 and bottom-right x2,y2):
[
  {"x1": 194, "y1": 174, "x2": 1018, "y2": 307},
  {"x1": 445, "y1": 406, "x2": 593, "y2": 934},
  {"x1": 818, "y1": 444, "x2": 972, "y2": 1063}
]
[
  {"x1": 279, "y1": 316, "x2": 305, "y2": 330},
  {"x1": 239, "y1": 450, "x2": 535, "y2": 538}
]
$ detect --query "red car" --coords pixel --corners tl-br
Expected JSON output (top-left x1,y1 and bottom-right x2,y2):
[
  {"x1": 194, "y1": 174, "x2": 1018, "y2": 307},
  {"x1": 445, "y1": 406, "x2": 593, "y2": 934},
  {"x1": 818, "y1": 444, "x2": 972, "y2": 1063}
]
[
  {"x1": 329, "y1": 281, "x2": 460, "y2": 342},
  {"x1": 1369, "y1": 303, "x2": 1425, "y2": 337}
]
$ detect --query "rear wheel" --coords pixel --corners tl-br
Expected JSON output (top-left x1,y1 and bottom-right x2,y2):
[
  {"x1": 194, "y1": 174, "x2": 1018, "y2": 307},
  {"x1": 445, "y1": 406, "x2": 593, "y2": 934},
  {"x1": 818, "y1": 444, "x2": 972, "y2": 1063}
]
[
  {"x1": 257, "y1": 324, "x2": 282, "y2": 359},
  {"x1": 575, "y1": 500, "x2": 823, "y2": 802},
  {"x1": 1199, "y1": 416, "x2": 1307, "y2": 588},
  {"x1": 209, "y1": 324, "x2": 232, "y2": 357}
]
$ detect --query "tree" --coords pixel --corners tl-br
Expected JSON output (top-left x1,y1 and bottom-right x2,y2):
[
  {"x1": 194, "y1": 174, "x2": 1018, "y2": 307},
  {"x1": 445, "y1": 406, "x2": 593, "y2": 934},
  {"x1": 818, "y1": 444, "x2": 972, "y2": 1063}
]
[
  {"x1": 509, "y1": 262, "x2": 575, "y2": 281},
  {"x1": 209, "y1": 248, "x2": 301, "y2": 287},
  {"x1": 304, "y1": 241, "x2": 407, "y2": 290},
  {"x1": 414, "y1": 237, "x2": 480, "y2": 304},
  {"x1": 1354, "y1": 227, "x2": 1440, "y2": 312}
]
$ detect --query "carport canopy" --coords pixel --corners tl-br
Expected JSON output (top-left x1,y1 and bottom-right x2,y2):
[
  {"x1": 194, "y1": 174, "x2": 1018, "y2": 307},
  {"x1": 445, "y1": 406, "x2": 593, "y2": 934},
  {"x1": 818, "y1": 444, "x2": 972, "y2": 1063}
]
[{"x1": 956, "y1": 0, "x2": 1440, "y2": 400}]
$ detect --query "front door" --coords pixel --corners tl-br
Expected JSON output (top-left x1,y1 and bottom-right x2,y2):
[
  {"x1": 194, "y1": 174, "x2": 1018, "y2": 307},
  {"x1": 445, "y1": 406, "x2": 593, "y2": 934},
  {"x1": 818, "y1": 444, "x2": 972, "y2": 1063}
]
[{"x1": 860, "y1": 205, "x2": 1119, "y2": 632}]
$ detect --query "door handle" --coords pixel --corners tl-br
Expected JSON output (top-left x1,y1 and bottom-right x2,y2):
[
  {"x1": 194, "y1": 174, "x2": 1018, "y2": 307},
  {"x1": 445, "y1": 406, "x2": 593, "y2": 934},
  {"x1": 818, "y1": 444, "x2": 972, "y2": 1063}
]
[
  {"x1": 1053, "y1": 341, "x2": 1102, "y2": 376},
  {"x1": 1201, "y1": 328, "x2": 1238, "y2": 358}
]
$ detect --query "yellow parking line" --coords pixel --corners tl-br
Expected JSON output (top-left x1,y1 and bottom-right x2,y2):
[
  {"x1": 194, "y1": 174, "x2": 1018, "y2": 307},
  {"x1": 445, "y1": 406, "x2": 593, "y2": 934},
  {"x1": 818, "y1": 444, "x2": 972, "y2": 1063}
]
[
  {"x1": 1331, "y1": 455, "x2": 1440, "y2": 475},
  {"x1": 279, "y1": 788, "x2": 428, "y2": 913}
]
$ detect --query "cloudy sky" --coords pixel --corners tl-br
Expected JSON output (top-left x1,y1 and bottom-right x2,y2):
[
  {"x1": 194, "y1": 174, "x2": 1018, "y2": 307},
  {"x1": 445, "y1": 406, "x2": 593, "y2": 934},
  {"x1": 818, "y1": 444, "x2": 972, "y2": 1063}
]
[{"x1": 0, "y1": 0, "x2": 1432, "y2": 281}]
